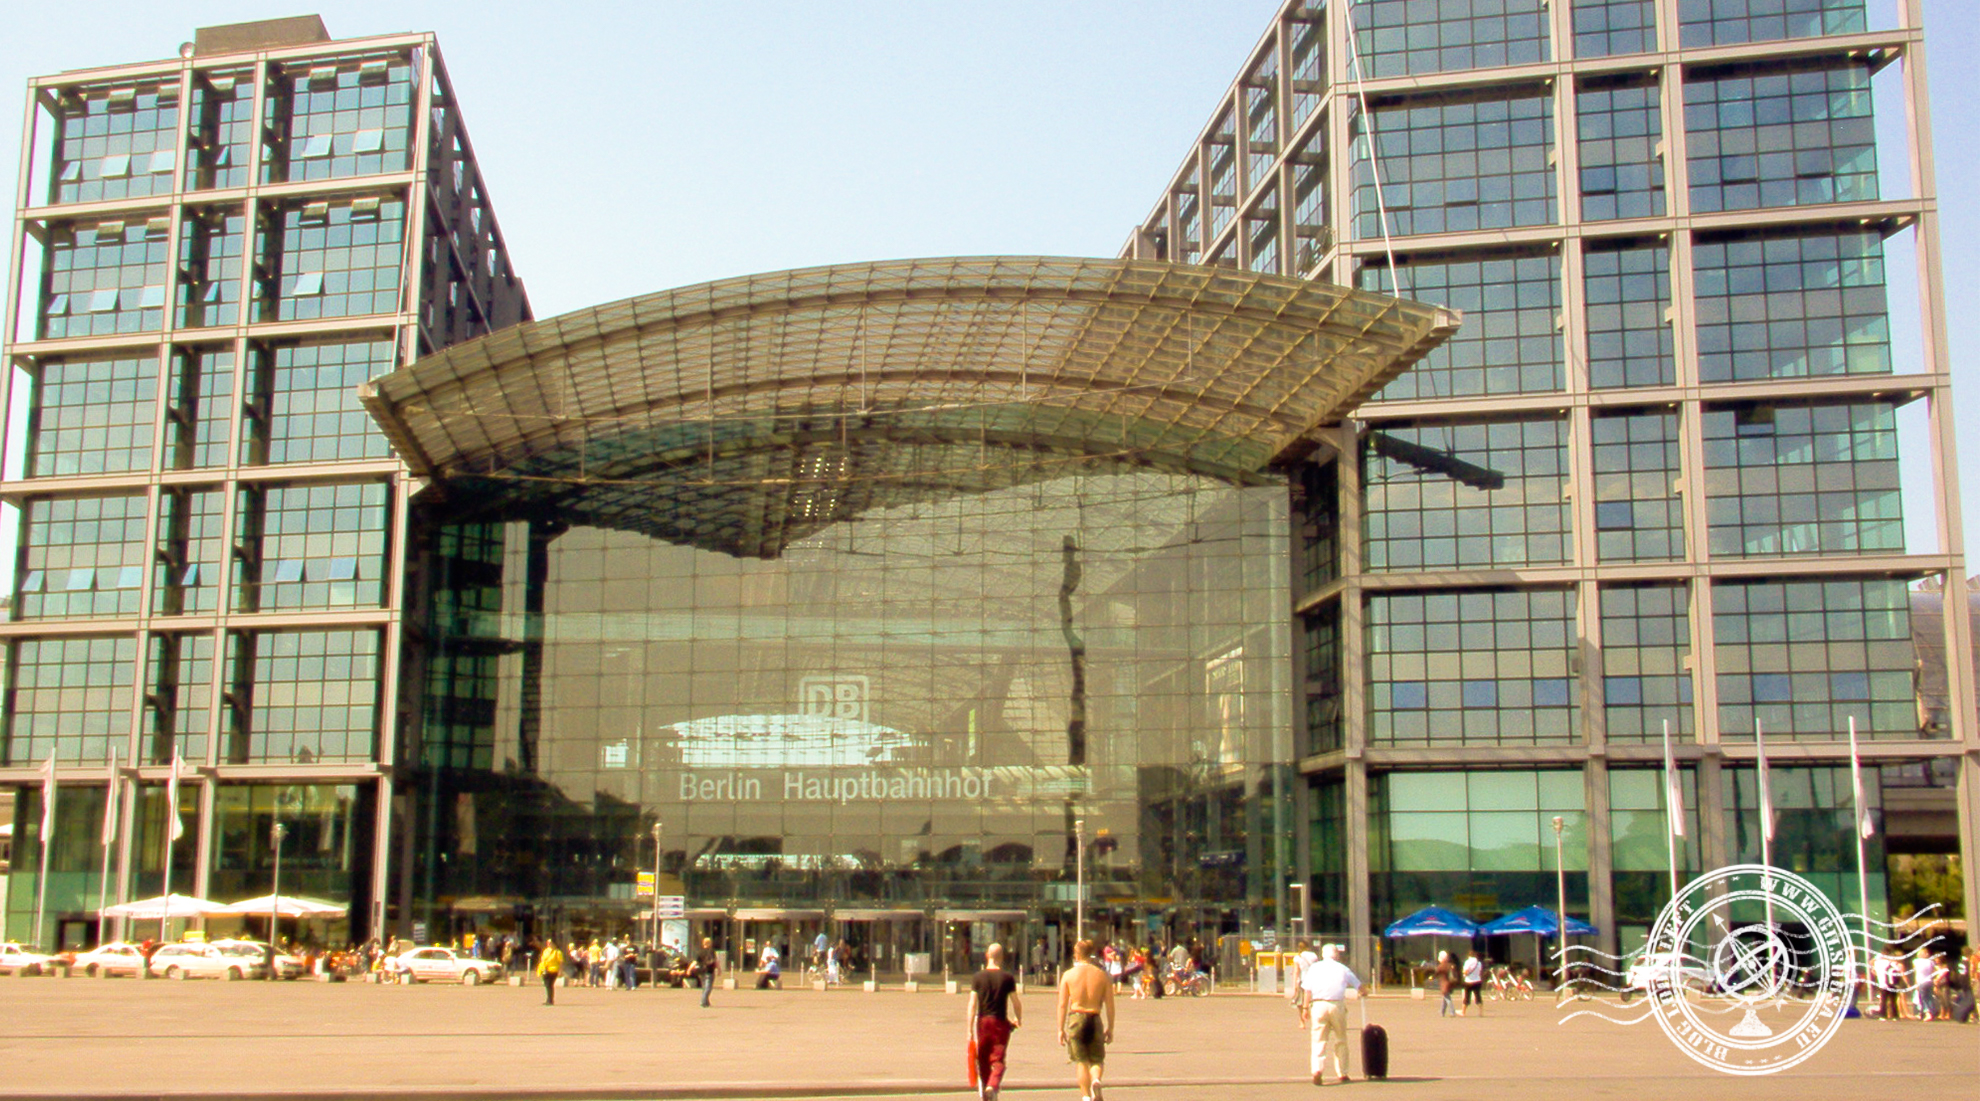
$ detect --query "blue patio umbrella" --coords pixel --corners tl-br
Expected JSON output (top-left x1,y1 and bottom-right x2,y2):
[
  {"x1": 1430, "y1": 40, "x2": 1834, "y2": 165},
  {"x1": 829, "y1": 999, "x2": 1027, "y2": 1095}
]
[
  {"x1": 1383, "y1": 906, "x2": 1482, "y2": 988},
  {"x1": 1383, "y1": 905, "x2": 1482, "y2": 938},
  {"x1": 1482, "y1": 905, "x2": 1598, "y2": 985},
  {"x1": 1480, "y1": 905, "x2": 1598, "y2": 938}
]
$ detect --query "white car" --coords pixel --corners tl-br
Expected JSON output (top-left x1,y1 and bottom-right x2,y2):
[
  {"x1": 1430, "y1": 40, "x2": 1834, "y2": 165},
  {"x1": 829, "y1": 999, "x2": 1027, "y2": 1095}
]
[
  {"x1": 209, "y1": 939, "x2": 306, "y2": 980},
  {"x1": 72, "y1": 942, "x2": 147, "y2": 978},
  {"x1": 0, "y1": 941, "x2": 59, "y2": 976},
  {"x1": 147, "y1": 942, "x2": 267, "y2": 981},
  {"x1": 392, "y1": 946, "x2": 503, "y2": 985},
  {"x1": 1620, "y1": 951, "x2": 1714, "y2": 1001}
]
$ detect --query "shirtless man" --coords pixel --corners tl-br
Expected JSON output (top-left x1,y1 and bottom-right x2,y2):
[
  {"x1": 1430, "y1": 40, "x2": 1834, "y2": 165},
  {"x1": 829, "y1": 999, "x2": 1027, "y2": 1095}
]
[{"x1": 1055, "y1": 939, "x2": 1116, "y2": 1101}]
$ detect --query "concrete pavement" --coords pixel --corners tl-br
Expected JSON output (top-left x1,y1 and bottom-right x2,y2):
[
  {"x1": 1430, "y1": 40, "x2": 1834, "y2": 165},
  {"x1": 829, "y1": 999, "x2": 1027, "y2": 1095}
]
[{"x1": 0, "y1": 977, "x2": 1971, "y2": 1099}]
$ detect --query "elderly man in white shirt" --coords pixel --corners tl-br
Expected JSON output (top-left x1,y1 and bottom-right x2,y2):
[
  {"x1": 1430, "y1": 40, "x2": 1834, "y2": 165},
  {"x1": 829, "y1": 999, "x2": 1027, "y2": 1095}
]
[{"x1": 1296, "y1": 944, "x2": 1361, "y2": 1085}]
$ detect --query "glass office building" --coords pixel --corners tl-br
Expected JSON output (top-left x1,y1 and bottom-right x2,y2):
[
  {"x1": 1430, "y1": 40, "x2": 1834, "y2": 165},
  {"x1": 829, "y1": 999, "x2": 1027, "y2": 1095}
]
[
  {"x1": 4, "y1": 5, "x2": 1975, "y2": 971},
  {"x1": 1123, "y1": 0, "x2": 1976, "y2": 962},
  {"x1": 0, "y1": 16, "x2": 529, "y2": 948}
]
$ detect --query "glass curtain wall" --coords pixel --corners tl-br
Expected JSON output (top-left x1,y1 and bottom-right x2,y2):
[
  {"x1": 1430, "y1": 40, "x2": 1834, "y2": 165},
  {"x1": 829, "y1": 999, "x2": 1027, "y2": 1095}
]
[{"x1": 408, "y1": 470, "x2": 1291, "y2": 959}]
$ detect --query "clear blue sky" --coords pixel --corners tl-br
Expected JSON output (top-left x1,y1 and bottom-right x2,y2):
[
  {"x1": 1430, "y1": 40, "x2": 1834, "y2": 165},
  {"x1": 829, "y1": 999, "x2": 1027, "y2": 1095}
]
[{"x1": 4, "y1": 1, "x2": 1979, "y2": 557}]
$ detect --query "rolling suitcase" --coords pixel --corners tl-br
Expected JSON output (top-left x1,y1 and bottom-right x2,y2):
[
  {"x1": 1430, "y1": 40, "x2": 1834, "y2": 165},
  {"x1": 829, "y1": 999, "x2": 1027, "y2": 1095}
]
[
  {"x1": 1362, "y1": 994, "x2": 1393, "y2": 1077},
  {"x1": 1359, "y1": 994, "x2": 1390, "y2": 1080}
]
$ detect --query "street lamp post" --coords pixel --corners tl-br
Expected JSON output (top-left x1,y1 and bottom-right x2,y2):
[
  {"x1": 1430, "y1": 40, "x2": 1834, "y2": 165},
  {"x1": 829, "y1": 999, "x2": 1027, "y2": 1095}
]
[
  {"x1": 661, "y1": 815, "x2": 677, "y2": 946},
  {"x1": 1552, "y1": 815, "x2": 1567, "y2": 991},
  {"x1": 1074, "y1": 815, "x2": 1087, "y2": 946},
  {"x1": 269, "y1": 819, "x2": 287, "y2": 980}
]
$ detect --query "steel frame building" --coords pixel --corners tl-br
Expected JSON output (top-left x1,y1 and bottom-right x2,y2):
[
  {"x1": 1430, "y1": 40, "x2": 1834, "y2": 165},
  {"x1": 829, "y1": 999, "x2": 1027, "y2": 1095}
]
[
  {"x1": 2, "y1": 4, "x2": 1973, "y2": 964},
  {"x1": 0, "y1": 16, "x2": 527, "y2": 944},
  {"x1": 1120, "y1": 0, "x2": 1976, "y2": 960}
]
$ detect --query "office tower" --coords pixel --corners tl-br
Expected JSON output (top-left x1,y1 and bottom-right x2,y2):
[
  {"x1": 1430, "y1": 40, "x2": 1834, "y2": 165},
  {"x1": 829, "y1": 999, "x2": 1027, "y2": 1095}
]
[
  {"x1": 1124, "y1": 0, "x2": 1975, "y2": 957},
  {"x1": 1, "y1": 16, "x2": 527, "y2": 944}
]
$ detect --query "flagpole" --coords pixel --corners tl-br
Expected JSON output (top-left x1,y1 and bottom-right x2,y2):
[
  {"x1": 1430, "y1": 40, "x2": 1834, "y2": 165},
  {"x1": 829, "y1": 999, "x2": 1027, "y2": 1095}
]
[
  {"x1": 33, "y1": 754, "x2": 57, "y2": 949},
  {"x1": 1662, "y1": 720, "x2": 1680, "y2": 903},
  {"x1": 159, "y1": 750, "x2": 180, "y2": 947},
  {"x1": 1756, "y1": 719, "x2": 1774, "y2": 934},
  {"x1": 1848, "y1": 717, "x2": 1873, "y2": 989},
  {"x1": 98, "y1": 750, "x2": 118, "y2": 946}
]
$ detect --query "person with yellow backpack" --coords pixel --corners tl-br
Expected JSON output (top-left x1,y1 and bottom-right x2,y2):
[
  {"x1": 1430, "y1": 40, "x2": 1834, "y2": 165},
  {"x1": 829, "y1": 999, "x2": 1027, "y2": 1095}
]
[{"x1": 537, "y1": 939, "x2": 564, "y2": 1005}]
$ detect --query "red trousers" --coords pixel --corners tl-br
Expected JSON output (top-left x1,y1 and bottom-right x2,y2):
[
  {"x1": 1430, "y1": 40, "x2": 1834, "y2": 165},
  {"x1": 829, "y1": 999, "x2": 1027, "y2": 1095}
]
[{"x1": 975, "y1": 1015, "x2": 1013, "y2": 1090}]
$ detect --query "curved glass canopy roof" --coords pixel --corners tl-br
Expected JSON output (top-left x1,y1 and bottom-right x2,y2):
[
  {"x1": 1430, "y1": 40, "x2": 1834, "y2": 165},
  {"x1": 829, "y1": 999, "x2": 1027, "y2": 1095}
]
[{"x1": 361, "y1": 256, "x2": 1457, "y2": 558}]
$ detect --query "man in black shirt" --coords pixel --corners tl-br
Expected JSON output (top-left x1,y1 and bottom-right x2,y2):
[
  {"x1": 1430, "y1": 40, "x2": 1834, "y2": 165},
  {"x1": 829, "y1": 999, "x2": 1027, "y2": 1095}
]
[
  {"x1": 694, "y1": 937, "x2": 719, "y2": 1008},
  {"x1": 966, "y1": 943, "x2": 1023, "y2": 1101}
]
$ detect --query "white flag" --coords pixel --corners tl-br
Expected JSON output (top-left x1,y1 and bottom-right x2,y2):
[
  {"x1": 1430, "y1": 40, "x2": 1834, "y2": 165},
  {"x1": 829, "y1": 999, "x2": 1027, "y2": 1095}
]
[
  {"x1": 39, "y1": 753, "x2": 57, "y2": 837},
  {"x1": 1755, "y1": 721, "x2": 1775, "y2": 843},
  {"x1": 1848, "y1": 718, "x2": 1875, "y2": 840},
  {"x1": 165, "y1": 750, "x2": 185, "y2": 842},
  {"x1": 101, "y1": 749, "x2": 119, "y2": 846},
  {"x1": 1662, "y1": 721, "x2": 1685, "y2": 838}
]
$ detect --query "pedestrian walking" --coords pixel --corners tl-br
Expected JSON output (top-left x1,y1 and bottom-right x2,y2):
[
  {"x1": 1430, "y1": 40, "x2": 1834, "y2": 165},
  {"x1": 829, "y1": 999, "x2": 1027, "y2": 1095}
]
[
  {"x1": 756, "y1": 941, "x2": 782, "y2": 989},
  {"x1": 1461, "y1": 950, "x2": 1485, "y2": 1016},
  {"x1": 694, "y1": 937, "x2": 719, "y2": 1008},
  {"x1": 618, "y1": 939, "x2": 639, "y2": 990},
  {"x1": 1056, "y1": 939, "x2": 1115, "y2": 1101},
  {"x1": 1433, "y1": 950, "x2": 1458, "y2": 1017},
  {"x1": 1913, "y1": 948, "x2": 1937, "y2": 1021},
  {"x1": 1296, "y1": 943, "x2": 1361, "y2": 1085},
  {"x1": 966, "y1": 942, "x2": 1023, "y2": 1101},
  {"x1": 536, "y1": 939, "x2": 563, "y2": 1005}
]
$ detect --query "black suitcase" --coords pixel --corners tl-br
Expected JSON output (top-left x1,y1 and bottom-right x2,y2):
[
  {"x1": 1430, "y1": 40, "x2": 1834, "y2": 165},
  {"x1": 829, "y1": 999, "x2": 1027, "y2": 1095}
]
[{"x1": 1360, "y1": 1022, "x2": 1389, "y2": 1080}]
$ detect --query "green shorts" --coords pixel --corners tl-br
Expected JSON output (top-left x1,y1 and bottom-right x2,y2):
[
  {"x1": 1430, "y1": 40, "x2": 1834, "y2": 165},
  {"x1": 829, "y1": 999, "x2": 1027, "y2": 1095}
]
[{"x1": 1065, "y1": 1011, "x2": 1105, "y2": 1065}]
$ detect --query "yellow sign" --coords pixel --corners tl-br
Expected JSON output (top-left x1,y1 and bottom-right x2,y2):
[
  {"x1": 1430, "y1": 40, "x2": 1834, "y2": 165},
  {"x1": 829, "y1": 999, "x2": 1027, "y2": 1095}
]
[{"x1": 635, "y1": 871, "x2": 656, "y2": 898}]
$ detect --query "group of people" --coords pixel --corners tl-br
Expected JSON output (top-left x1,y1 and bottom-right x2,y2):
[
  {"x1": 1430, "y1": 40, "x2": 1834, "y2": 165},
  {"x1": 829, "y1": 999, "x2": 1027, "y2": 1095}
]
[
  {"x1": 1092, "y1": 940, "x2": 1208, "y2": 998},
  {"x1": 531, "y1": 935, "x2": 717, "y2": 1006},
  {"x1": 965, "y1": 939, "x2": 1118, "y2": 1101},
  {"x1": 1429, "y1": 949, "x2": 1488, "y2": 1017},
  {"x1": 1870, "y1": 946, "x2": 1977, "y2": 1023}
]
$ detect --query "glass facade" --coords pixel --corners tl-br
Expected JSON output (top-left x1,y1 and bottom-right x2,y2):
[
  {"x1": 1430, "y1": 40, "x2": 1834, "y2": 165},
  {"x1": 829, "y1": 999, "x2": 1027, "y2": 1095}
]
[
  {"x1": 2, "y1": 5, "x2": 1968, "y2": 964},
  {"x1": 1371, "y1": 770, "x2": 1589, "y2": 927},
  {"x1": 2, "y1": 25, "x2": 528, "y2": 949},
  {"x1": 407, "y1": 472, "x2": 1294, "y2": 948},
  {"x1": 1360, "y1": 252, "x2": 1562, "y2": 399},
  {"x1": 1367, "y1": 589, "x2": 1578, "y2": 747}
]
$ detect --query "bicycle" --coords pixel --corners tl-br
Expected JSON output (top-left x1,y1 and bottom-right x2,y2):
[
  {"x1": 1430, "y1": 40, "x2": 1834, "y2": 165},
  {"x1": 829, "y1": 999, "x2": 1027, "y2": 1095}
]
[{"x1": 1162, "y1": 967, "x2": 1211, "y2": 997}]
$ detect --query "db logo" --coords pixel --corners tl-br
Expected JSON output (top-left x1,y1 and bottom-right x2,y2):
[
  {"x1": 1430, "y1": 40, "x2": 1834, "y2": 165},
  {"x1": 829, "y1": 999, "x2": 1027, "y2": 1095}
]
[{"x1": 799, "y1": 675, "x2": 869, "y2": 723}]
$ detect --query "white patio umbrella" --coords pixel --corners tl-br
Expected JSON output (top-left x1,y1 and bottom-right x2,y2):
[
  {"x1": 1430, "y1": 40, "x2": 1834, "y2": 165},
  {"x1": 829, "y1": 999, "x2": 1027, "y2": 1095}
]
[
  {"x1": 98, "y1": 893, "x2": 232, "y2": 920},
  {"x1": 220, "y1": 895, "x2": 347, "y2": 918},
  {"x1": 222, "y1": 895, "x2": 348, "y2": 952}
]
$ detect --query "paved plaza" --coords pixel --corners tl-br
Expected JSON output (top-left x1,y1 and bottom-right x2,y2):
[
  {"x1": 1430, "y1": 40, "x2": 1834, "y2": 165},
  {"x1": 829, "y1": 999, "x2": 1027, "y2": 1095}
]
[{"x1": 0, "y1": 978, "x2": 1971, "y2": 1100}]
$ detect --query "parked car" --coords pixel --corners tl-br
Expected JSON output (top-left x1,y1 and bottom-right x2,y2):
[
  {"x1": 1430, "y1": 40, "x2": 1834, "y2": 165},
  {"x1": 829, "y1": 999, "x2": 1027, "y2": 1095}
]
[
  {"x1": 209, "y1": 939, "x2": 306, "y2": 980},
  {"x1": 0, "y1": 942, "x2": 59, "y2": 976},
  {"x1": 72, "y1": 942, "x2": 147, "y2": 978},
  {"x1": 391, "y1": 946, "x2": 503, "y2": 985},
  {"x1": 147, "y1": 942, "x2": 267, "y2": 981},
  {"x1": 1620, "y1": 951, "x2": 1714, "y2": 1002}
]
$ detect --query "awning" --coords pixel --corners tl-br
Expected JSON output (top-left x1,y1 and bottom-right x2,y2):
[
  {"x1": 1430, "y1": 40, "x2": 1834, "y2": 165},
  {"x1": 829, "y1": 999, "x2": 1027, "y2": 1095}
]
[
  {"x1": 833, "y1": 909, "x2": 926, "y2": 921},
  {"x1": 936, "y1": 909, "x2": 1029, "y2": 922},
  {"x1": 733, "y1": 908, "x2": 827, "y2": 921},
  {"x1": 361, "y1": 257, "x2": 1457, "y2": 560}
]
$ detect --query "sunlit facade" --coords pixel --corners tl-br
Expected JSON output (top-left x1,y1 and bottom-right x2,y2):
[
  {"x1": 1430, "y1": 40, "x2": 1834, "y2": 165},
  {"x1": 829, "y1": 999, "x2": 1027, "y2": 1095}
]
[
  {"x1": 1123, "y1": 0, "x2": 1976, "y2": 964},
  {"x1": 4, "y1": 3, "x2": 1974, "y2": 975},
  {"x1": 0, "y1": 16, "x2": 528, "y2": 947}
]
